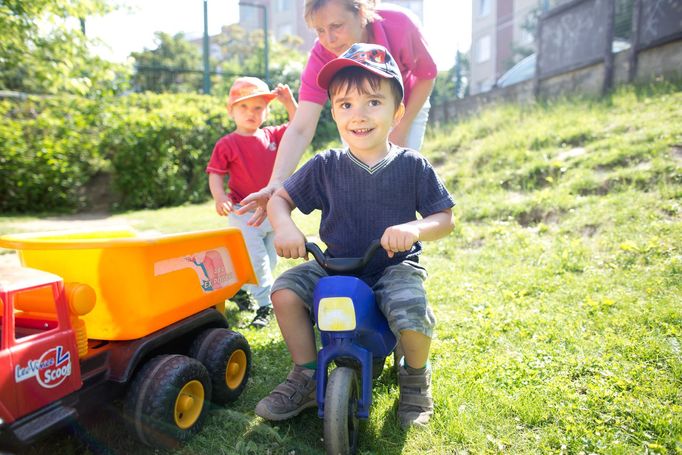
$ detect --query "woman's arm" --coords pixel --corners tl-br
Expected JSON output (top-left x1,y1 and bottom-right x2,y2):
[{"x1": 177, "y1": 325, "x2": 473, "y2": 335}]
[
  {"x1": 236, "y1": 101, "x2": 324, "y2": 225},
  {"x1": 269, "y1": 101, "x2": 324, "y2": 186},
  {"x1": 388, "y1": 78, "x2": 435, "y2": 147}
]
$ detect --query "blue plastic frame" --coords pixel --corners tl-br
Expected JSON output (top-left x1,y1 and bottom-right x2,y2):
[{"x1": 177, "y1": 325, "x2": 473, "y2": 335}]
[{"x1": 313, "y1": 275, "x2": 396, "y2": 418}]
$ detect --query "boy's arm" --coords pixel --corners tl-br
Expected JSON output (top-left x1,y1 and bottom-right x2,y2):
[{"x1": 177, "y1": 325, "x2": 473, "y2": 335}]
[
  {"x1": 381, "y1": 208, "x2": 454, "y2": 258},
  {"x1": 208, "y1": 173, "x2": 232, "y2": 216},
  {"x1": 267, "y1": 187, "x2": 308, "y2": 259},
  {"x1": 274, "y1": 83, "x2": 298, "y2": 121}
]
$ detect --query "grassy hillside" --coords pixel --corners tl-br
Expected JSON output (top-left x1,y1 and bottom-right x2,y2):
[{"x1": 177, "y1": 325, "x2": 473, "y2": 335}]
[{"x1": 4, "y1": 83, "x2": 681, "y2": 454}]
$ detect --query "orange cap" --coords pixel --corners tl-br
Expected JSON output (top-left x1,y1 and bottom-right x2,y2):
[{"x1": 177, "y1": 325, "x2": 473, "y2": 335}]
[{"x1": 227, "y1": 77, "x2": 277, "y2": 108}]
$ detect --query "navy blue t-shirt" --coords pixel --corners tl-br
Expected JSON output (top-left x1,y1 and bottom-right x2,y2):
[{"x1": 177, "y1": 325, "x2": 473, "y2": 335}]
[{"x1": 283, "y1": 145, "x2": 455, "y2": 284}]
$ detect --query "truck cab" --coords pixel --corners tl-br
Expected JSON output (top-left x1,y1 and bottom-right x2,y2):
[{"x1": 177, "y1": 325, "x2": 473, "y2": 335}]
[{"x1": 0, "y1": 266, "x2": 94, "y2": 433}]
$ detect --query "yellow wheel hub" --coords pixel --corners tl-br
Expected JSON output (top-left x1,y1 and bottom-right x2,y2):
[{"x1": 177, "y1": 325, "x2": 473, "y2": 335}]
[
  {"x1": 226, "y1": 349, "x2": 247, "y2": 389},
  {"x1": 174, "y1": 380, "x2": 205, "y2": 429}
]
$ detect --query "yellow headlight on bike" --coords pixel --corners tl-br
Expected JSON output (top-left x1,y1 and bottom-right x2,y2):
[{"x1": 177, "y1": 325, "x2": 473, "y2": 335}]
[{"x1": 318, "y1": 297, "x2": 356, "y2": 331}]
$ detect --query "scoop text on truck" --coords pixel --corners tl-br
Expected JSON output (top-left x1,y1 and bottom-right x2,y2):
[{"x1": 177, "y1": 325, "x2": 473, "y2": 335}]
[{"x1": 0, "y1": 228, "x2": 257, "y2": 449}]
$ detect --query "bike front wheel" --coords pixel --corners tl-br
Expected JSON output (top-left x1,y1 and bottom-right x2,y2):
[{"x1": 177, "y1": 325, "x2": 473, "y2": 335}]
[{"x1": 323, "y1": 366, "x2": 360, "y2": 455}]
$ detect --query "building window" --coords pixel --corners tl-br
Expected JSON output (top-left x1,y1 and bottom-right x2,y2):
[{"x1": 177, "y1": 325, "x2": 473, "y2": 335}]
[
  {"x1": 477, "y1": 35, "x2": 491, "y2": 63},
  {"x1": 478, "y1": 0, "x2": 491, "y2": 17}
]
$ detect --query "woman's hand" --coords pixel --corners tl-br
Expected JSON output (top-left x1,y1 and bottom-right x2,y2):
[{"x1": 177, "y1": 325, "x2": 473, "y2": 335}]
[
  {"x1": 389, "y1": 121, "x2": 410, "y2": 147},
  {"x1": 236, "y1": 183, "x2": 280, "y2": 226}
]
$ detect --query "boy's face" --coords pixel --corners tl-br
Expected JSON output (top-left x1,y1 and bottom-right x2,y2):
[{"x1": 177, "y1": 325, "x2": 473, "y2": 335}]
[
  {"x1": 229, "y1": 96, "x2": 270, "y2": 135},
  {"x1": 330, "y1": 78, "x2": 404, "y2": 157}
]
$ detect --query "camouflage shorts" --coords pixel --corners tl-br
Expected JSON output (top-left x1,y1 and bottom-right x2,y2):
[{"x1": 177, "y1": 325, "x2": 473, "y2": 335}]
[{"x1": 271, "y1": 260, "x2": 435, "y2": 339}]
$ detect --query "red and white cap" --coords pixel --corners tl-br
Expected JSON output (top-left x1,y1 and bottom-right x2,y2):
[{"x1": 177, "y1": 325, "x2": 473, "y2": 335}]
[
  {"x1": 227, "y1": 77, "x2": 277, "y2": 108},
  {"x1": 317, "y1": 43, "x2": 404, "y2": 100}
]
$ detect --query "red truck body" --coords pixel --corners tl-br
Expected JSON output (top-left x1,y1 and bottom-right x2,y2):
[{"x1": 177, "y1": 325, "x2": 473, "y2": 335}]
[{"x1": 0, "y1": 268, "x2": 82, "y2": 427}]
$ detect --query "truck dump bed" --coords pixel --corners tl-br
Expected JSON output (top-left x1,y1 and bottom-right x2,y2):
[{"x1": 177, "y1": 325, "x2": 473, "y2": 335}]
[{"x1": 0, "y1": 228, "x2": 256, "y2": 340}]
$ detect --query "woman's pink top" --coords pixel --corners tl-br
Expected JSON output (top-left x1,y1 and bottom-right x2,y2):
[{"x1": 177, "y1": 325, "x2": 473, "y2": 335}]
[{"x1": 299, "y1": 3, "x2": 437, "y2": 106}]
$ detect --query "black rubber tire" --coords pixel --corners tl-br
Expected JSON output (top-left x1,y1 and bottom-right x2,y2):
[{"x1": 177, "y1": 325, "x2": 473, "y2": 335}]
[
  {"x1": 323, "y1": 367, "x2": 360, "y2": 455},
  {"x1": 189, "y1": 328, "x2": 251, "y2": 404},
  {"x1": 124, "y1": 354, "x2": 212, "y2": 448},
  {"x1": 334, "y1": 356, "x2": 385, "y2": 380}
]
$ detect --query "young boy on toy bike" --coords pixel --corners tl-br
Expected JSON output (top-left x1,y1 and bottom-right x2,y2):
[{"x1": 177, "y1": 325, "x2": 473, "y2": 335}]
[{"x1": 258, "y1": 43, "x2": 455, "y2": 429}]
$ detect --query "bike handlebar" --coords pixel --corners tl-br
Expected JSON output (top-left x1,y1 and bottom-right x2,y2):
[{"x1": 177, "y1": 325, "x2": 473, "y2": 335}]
[{"x1": 304, "y1": 239, "x2": 382, "y2": 273}]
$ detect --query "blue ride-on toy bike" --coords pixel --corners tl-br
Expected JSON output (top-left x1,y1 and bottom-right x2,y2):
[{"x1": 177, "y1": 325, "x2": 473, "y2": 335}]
[{"x1": 305, "y1": 240, "x2": 398, "y2": 455}]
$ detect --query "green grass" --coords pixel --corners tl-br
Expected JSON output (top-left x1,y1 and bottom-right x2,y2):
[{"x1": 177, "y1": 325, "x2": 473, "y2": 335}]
[{"x1": 2, "y1": 82, "x2": 681, "y2": 454}]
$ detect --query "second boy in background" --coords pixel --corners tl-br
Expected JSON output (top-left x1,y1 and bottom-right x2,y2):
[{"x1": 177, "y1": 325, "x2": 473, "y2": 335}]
[{"x1": 206, "y1": 76, "x2": 297, "y2": 328}]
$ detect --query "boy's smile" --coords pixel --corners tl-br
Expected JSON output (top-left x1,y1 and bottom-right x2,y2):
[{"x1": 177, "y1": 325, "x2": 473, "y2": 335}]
[{"x1": 331, "y1": 79, "x2": 404, "y2": 163}]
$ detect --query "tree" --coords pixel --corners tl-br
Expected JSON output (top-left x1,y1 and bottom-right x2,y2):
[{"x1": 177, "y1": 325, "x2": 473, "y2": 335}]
[
  {"x1": 0, "y1": 0, "x2": 129, "y2": 95},
  {"x1": 209, "y1": 25, "x2": 306, "y2": 97},
  {"x1": 130, "y1": 32, "x2": 203, "y2": 93},
  {"x1": 432, "y1": 49, "x2": 469, "y2": 103}
]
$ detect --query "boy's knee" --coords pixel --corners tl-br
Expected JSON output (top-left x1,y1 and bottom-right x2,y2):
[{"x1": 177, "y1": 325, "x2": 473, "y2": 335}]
[{"x1": 271, "y1": 288, "x2": 305, "y2": 309}]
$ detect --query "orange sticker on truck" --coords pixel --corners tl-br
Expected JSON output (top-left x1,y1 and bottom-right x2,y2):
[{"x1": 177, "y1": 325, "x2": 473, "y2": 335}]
[{"x1": 153, "y1": 247, "x2": 237, "y2": 292}]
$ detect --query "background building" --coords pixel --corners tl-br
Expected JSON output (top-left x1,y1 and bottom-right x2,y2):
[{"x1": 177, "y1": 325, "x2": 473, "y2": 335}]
[
  {"x1": 239, "y1": 0, "x2": 315, "y2": 51},
  {"x1": 470, "y1": 0, "x2": 547, "y2": 94},
  {"x1": 469, "y1": 0, "x2": 579, "y2": 94},
  {"x1": 238, "y1": 0, "x2": 425, "y2": 52}
]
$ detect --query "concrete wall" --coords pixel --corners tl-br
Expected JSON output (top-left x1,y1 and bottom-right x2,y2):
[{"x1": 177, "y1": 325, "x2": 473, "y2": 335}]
[
  {"x1": 430, "y1": 39, "x2": 682, "y2": 124},
  {"x1": 635, "y1": 40, "x2": 682, "y2": 84}
]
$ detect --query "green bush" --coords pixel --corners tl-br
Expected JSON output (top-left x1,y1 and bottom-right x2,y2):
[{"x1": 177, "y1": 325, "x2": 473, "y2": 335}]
[
  {"x1": 0, "y1": 96, "x2": 105, "y2": 212},
  {"x1": 100, "y1": 93, "x2": 230, "y2": 209},
  {"x1": 0, "y1": 91, "x2": 339, "y2": 213}
]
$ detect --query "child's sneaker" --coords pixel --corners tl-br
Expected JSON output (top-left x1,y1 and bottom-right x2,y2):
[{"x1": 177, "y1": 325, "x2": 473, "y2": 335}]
[
  {"x1": 230, "y1": 289, "x2": 256, "y2": 311},
  {"x1": 397, "y1": 365, "x2": 433, "y2": 429},
  {"x1": 255, "y1": 365, "x2": 317, "y2": 420},
  {"x1": 250, "y1": 305, "x2": 272, "y2": 328}
]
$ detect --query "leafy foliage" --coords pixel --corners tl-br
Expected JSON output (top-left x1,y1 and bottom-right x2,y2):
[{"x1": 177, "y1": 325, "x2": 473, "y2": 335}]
[
  {"x1": 0, "y1": 93, "x2": 225, "y2": 212},
  {"x1": 0, "y1": 0, "x2": 130, "y2": 96},
  {"x1": 432, "y1": 50, "x2": 469, "y2": 105},
  {"x1": 100, "y1": 93, "x2": 229, "y2": 209},
  {"x1": 0, "y1": 90, "x2": 309, "y2": 213},
  {"x1": 130, "y1": 32, "x2": 203, "y2": 93},
  {"x1": 0, "y1": 96, "x2": 104, "y2": 212}
]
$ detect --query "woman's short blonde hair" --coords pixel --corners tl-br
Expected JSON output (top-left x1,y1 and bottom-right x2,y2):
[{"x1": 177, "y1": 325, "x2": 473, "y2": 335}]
[{"x1": 304, "y1": 0, "x2": 380, "y2": 28}]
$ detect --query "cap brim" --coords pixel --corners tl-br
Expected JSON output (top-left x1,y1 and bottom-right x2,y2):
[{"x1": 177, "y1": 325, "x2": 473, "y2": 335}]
[
  {"x1": 317, "y1": 58, "x2": 394, "y2": 90},
  {"x1": 229, "y1": 92, "x2": 277, "y2": 106}
]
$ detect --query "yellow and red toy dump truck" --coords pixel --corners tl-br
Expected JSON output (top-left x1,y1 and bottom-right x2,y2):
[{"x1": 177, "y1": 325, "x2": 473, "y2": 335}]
[{"x1": 0, "y1": 228, "x2": 257, "y2": 449}]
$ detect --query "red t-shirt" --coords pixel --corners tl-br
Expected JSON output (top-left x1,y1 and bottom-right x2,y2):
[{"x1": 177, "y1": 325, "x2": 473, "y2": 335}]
[{"x1": 206, "y1": 124, "x2": 287, "y2": 204}]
